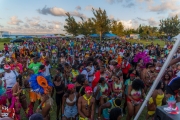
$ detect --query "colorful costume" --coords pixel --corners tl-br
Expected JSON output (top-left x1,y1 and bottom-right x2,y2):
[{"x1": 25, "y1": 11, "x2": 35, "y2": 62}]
[
  {"x1": 133, "y1": 51, "x2": 151, "y2": 67},
  {"x1": 28, "y1": 73, "x2": 53, "y2": 94},
  {"x1": 28, "y1": 73, "x2": 53, "y2": 118},
  {"x1": 0, "y1": 105, "x2": 16, "y2": 119}
]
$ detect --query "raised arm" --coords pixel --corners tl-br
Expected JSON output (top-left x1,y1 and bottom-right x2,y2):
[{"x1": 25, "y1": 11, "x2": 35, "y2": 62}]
[
  {"x1": 98, "y1": 101, "x2": 111, "y2": 120},
  {"x1": 169, "y1": 57, "x2": 180, "y2": 66}
]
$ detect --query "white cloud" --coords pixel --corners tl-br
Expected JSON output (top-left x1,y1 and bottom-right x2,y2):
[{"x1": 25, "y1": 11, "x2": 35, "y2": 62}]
[
  {"x1": 118, "y1": 19, "x2": 140, "y2": 29},
  {"x1": 37, "y1": 6, "x2": 86, "y2": 18},
  {"x1": 85, "y1": 5, "x2": 98, "y2": 11},
  {"x1": 169, "y1": 10, "x2": 180, "y2": 17},
  {"x1": 76, "y1": 6, "x2": 81, "y2": 10},
  {"x1": 148, "y1": 0, "x2": 179, "y2": 14},
  {"x1": 33, "y1": 16, "x2": 40, "y2": 20},
  {"x1": 137, "y1": 0, "x2": 153, "y2": 2},
  {"x1": 147, "y1": 18, "x2": 158, "y2": 26},
  {"x1": 8, "y1": 16, "x2": 23, "y2": 25},
  {"x1": 109, "y1": 15, "x2": 114, "y2": 20},
  {"x1": 24, "y1": 23, "x2": 29, "y2": 28},
  {"x1": 106, "y1": 0, "x2": 123, "y2": 4},
  {"x1": 29, "y1": 20, "x2": 40, "y2": 27},
  {"x1": 0, "y1": 25, "x2": 4, "y2": 28}
]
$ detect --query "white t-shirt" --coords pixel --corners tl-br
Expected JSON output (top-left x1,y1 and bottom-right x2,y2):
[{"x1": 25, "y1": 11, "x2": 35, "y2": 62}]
[
  {"x1": 4, "y1": 70, "x2": 18, "y2": 88},
  {"x1": 81, "y1": 69, "x2": 88, "y2": 80},
  {"x1": 88, "y1": 66, "x2": 95, "y2": 82},
  {"x1": 0, "y1": 56, "x2": 5, "y2": 64},
  {"x1": 44, "y1": 64, "x2": 51, "y2": 76}
]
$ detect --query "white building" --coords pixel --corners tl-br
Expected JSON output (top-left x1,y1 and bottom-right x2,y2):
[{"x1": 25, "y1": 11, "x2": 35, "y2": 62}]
[
  {"x1": 0, "y1": 31, "x2": 9, "y2": 38},
  {"x1": 130, "y1": 34, "x2": 140, "y2": 39}
]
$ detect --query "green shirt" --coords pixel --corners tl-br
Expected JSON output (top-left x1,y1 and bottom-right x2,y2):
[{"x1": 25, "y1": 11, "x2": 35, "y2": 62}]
[{"x1": 28, "y1": 62, "x2": 41, "y2": 74}]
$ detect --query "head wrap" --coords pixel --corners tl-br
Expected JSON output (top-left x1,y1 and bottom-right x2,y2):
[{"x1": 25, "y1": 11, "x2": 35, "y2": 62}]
[
  {"x1": 85, "y1": 86, "x2": 93, "y2": 94},
  {"x1": 130, "y1": 73, "x2": 136, "y2": 77}
]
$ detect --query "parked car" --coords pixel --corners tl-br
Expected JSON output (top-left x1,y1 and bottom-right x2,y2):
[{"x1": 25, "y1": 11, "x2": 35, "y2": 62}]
[{"x1": 10, "y1": 39, "x2": 24, "y2": 43}]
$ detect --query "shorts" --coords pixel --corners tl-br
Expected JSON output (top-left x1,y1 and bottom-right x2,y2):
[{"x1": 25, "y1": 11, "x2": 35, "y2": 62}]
[
  {"x1": 64, "y1": 104, "x2": 77, "y2": 118},
  {"x1": 29, "y1": 91, "x2": 41, "y2": 102},
  {"x1": 127, "y1": 97, "x2": 143, "y2": 103}
]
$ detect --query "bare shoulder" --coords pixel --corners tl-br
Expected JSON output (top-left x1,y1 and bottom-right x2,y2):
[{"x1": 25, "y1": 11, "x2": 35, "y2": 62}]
[
  {"x1": 78, "y1": 96, "x2": 83, "y2": 102},
  {"x1": 91, "y1": 97, "x2": 95, "y2": 102}
]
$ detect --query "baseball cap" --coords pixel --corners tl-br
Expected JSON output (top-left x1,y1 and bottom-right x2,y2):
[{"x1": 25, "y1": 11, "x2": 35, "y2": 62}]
[
  {"x1": 29, "y1": 113, "x2": 43, "y2": 120},
  {"x1": 4, "y1": 65, "x2": 11, "y2": 70}
]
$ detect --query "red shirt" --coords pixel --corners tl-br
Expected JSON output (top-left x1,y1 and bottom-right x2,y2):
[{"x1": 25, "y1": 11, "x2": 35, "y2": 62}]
[
  {"x1": 4, "y1": 45, "x2": 8, "y2": 51},
  {"x1": 122, "y1": 62, "x2": 131, "y2": 74}
]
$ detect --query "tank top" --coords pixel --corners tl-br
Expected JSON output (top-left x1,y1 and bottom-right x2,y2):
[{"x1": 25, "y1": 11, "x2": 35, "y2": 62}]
[
  {"x1": 99, "y1": 84, "x2": 108, "y2": 96},
  {"x1": 114, "y1": 82, "x2": 123, "y2": 91},
  {"x1": 156, "y1": 94, "x2": 164, "y2": 106},
  {"x1": 54, "y1": 81, "x2": 64, "y2": 93},
  {"x1": 66, "y1": 93, "x2": 77, "y2": 104},
  {"x1": 131, "y1": 89, "x2": 141, "y2": 96}
]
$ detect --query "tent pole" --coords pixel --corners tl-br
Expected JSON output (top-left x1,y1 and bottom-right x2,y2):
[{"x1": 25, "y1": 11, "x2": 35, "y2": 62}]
[{"x1": 134, "y1": 35, "x2": 180, "y2": 120}]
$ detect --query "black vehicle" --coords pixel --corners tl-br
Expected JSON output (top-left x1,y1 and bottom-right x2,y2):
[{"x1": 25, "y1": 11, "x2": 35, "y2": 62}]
[{"x1": 10, "y1": 39, "x2": 24, "y2": 43}]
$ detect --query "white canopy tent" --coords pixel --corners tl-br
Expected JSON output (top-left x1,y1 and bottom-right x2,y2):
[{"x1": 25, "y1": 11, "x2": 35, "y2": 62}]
[{"x1": 75, "y1": 34, "x2": 85, "y2": 39}]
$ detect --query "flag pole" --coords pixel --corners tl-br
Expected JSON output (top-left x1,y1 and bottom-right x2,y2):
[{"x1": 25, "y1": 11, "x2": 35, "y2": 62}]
[{"x1": 134, "y1": 34, "x2": 180, "y2": 120}]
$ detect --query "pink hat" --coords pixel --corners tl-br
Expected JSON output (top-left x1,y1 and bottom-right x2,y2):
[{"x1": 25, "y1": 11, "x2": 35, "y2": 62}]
[
  {"x1": 4, "y1": 65, "x2": 11, "y2": 70},
  {"x1": 67, "y1": 84, "x2": 75, "y2": 90}
]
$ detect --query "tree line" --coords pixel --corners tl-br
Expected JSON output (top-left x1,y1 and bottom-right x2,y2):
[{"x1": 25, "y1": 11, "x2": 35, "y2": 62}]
[{"x1": 64, "y1": 8, "x2": 180, "y2": 40}]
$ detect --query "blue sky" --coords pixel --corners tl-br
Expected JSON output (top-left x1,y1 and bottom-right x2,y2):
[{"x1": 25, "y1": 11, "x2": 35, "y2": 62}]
[{"x1": 0, "y1": 0, "x2": 180, "y2": 34}]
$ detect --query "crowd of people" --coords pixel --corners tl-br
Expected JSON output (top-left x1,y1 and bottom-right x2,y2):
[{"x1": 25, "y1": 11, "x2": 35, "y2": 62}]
[{"x1": 0, "y1": 38, "x2": 179, "y2": 120}]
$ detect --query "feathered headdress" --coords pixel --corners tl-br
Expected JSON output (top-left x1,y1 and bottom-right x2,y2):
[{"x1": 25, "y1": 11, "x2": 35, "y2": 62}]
[
  {"x1": 133, "y1": 51, "x2": 151, "y2": 66},
  {"x1": 28, "y1": 73, "x2": 53, "y2": 94}
]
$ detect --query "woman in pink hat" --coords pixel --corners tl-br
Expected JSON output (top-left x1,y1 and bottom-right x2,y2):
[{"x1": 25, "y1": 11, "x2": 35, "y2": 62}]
[{"x1": 62, "y1": 84, "x2": 78, "y2": 120}]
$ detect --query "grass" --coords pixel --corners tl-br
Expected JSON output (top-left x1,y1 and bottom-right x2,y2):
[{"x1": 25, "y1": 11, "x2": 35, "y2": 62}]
[
  {"x1": 126, "y1": 39, "x2": 166, "y2": 47},
  {"x1": 0, "y1": 38, "x2": 163, "y2": 120}
]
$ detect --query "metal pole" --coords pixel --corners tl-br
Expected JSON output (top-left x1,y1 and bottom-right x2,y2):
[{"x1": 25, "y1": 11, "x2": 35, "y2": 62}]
[{"x1": 134, "y1": 34, "x2": 180, "y2": 120}]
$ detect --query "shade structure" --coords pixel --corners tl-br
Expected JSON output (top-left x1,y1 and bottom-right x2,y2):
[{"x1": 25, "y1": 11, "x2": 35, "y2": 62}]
[
  {"x1": 104, "y1": 33, "x2": 117, "y2": 37},
  {"x1": 75, "y1": 34, "x2": 85, "y2": 39},
  {"x1": 90, "y1": 34, "x2": 99, "y2": 38}
]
